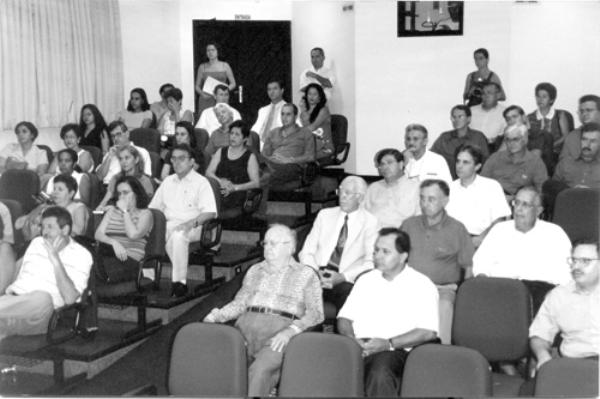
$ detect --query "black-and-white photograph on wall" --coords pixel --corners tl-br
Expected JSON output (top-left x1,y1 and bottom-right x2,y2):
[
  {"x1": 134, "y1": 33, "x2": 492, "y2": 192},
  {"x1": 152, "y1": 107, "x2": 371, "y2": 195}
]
[{"x1": 397, "y1": 1, "x2": 464, "y2": 37}]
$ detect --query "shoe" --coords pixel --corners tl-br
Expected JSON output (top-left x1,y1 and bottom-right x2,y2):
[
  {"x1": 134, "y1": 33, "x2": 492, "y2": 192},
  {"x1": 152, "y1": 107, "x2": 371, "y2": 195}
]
[{"x1": 170, "y1": 282, "x2": 188, "y2": 298}]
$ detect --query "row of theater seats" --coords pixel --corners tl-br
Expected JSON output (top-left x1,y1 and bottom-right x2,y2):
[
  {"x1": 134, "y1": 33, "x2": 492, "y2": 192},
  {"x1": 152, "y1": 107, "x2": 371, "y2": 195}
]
[{"x1": 129, "y1": 277, "x2": 598, "y2": 397}]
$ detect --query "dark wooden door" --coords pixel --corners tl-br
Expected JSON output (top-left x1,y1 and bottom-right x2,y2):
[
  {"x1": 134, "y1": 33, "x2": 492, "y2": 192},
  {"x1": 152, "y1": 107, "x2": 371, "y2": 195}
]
[{"x1": 193, "y1": 20, "x2": 292, "y2": 126}]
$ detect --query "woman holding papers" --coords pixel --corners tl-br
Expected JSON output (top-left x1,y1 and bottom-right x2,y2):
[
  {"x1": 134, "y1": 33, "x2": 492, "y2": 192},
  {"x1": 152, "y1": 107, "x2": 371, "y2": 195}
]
[{"x1": 195, "y1": 43, "x2": 236, "y2": 116}]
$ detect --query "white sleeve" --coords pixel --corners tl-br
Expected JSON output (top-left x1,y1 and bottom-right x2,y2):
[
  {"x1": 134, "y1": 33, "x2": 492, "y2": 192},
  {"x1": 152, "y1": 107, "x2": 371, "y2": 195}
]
[
  {"x1": 472, "y1": 224, "x2": 501, "y2": 276},
  {"x1": 298, "y1": 212, "x2": 322, "y2": 270}
]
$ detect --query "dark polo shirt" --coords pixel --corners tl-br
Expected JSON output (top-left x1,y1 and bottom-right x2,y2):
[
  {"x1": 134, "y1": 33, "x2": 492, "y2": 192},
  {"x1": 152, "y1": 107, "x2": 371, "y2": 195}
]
[
  {"x1": 431, "y1": 128, "x2": 490, "y2": 179},
  {"x1": 481, "y1": 150, "x2": 548, "y2": 195},
  {"x1": 554, "y1": 156, "x2": 600, "y2": 189}
]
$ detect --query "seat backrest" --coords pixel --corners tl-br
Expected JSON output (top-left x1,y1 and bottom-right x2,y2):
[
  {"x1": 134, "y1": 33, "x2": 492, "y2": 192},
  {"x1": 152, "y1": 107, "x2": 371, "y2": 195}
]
[
  {"x1": 86, "y1": 172, "x2": 104, "y2": 210},
  {"x1": 168, "y1": 322, "x2": 247, "y2": 396},
  {"x1": 129, "y1": 128, "x2": 161, "y2": 154},
  {"x1": 146, "y1": 208, "x2": 166, "y2": 258},
  {"x1": 37, "y1": 144, "x2": 54, "y2": 165},
  {"x1": 535, "y1": 358, "x2": 599, "y2": 397},
  {"x1": 559, "y1": 109, "x2": 575, "y2": 132},
  {"x1": 0, "y1": 169, "x2": 41, "y2": 213},
  {"x1": 80, "y1": 145, "x2": 103, "y2": 167},
  {"x1": 330, "y1": 114, "x2": 348, "y2": 146},
  {"x1": 278, "y1": 332, "x2": 364, "y2": 397},
  {"x1": 194, "y1": 128, "x2": 209, "y2": 151},
  {"x1": 148, "y1": 151, "x2": 162, "y2": 179},
  {"x1": 401, "y1": 344, "x2": 492, "y2": 397},
  {"x1": 206, "y1": 176, "x2": 222, "y2": 214},
  {"x1": 553, "y1": 188, "x2": 600, "y2": 243},
  {"x1": 452, "y1": 277, "x2": 532, "y2": 362}
]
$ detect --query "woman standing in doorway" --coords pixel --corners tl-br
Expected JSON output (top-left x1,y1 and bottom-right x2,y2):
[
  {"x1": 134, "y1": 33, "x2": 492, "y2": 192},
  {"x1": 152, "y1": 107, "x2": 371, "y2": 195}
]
[{"x1": 195, "y1": 43, "x2": 236, "y2": 116}]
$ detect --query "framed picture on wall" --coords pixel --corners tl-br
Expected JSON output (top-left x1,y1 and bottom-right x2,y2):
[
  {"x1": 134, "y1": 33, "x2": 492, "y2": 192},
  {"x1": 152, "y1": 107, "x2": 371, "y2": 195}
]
[{"x1": 397, "y1": 1, "x2": 464, "y2": 37}]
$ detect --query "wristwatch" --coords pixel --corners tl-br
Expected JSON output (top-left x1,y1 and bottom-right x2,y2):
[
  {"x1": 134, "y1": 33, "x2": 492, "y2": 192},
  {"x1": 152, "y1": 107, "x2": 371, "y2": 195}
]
[{"x1": 388, "y1": 339, "x2": 395, "y2": 351}]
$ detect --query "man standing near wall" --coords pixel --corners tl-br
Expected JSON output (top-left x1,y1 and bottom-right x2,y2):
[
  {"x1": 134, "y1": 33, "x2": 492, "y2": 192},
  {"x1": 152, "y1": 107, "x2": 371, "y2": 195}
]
[{"x1": 299, "y1": 47, "x2": 335, "y2": 100}]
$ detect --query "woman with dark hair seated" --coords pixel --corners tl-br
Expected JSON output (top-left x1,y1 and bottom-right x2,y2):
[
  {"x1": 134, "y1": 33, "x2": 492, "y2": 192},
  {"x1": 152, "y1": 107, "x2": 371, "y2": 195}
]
[
  {"x1": 527, "y1": 82, "x2": 572, "y2": 155},
  {"x1": 299, "y1": 83, "x2": 334, "y2": 162},
  {"x1": 48, "y1": 124, "x2": 94, "y2": 174},
  {"x1": 0, "y1": 202, "x2": 16, "y2": 294},
  {"x1": 96, "y1": 145, "x2": 154, "y2": 210},
  {"x1": 206, "y1": 120, "x2": 260, "y2": 210},
  {"x1": 116, "y1": 88, "x2": 153, "y2": 129},
  {"x1": 94, "y1": 175, "x2": 153, "y2": 285},
  {"x1": 79, "y1": 104, "x2": 110, "y2": 155},
  {"x1": 16, "y1": 174, "x2": 88, "y2": 241},
  {"x1": 45, "y1": 149, "x2": 91, "y2": 206},
  {"x1": 0, "y1": 121, "x2": 49, "y2": 177},
  {"x1": 160, "y1": 121, "x2": 205, "y2": 179}
]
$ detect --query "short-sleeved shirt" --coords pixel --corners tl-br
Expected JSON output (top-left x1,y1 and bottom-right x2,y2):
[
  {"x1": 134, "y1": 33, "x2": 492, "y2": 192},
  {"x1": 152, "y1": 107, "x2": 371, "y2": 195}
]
[
  {"x1": 404, "y1": 150, "x2": 452, "y2": 185},
  {"x1": 262, "y1": 125, "x2": 315, "y2": 163},
  {"x1": 529, "y1": 281, "x2": 599, "y2": 358},
  {"x1": 338, "y1": 267, "x2": 439, "y2": 345},
  {"x1": 299, "y1": 65, "x2": 336, "y2": 99},
  {"x1": 553, "y1": 156, "x2": 600, "y2": 189},
  {"x1": 481, "y1": 150, "x2": 548, "y2": 195},
  {"x1": 430, "y1": 128, "x2": 490, "y2": 179},
  {"x1": 560, "y1": 128, "x2": 582, "y2": 161},
  {"x1": 446, "y1": 175, "x2": 511, "y2": 235},
  {"x1": 364, "y1": 176, "x2": 420, "y2": 228},
  {"x1": 6, "y1": 236, "x2": 92, "y2": 308},
  {"x1": 116, "y1": 110, "x2": 153, "y2": 130},
  {"x1": 400, "y1": 212, "x2": 474, "y2": 284},
  {"x1": 469, "y1": 104, "x2": 507, "y2": 142},
  {"x1": 0, "y1": 143, "x2": 48, "y2": 171}
]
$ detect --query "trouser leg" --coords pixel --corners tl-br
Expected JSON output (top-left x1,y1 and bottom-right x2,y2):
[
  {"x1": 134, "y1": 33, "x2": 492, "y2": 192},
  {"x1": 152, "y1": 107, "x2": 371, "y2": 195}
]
[
  {"x1": 165, "y1": 221, "x2": 201, "y2": 283},
  {"x1": 0, "y1": 291, "x2": 54, "y2": 339},
  {"x1": 436, "y1": 283, "x2": 457, "y2": 345},
  {"x1": 323, "y1": 281, "x2": 354, "y2": 312},
  {"x1": 247, "y1": 345, "x2": 284, "y2": 397},
  {"x1": 364, "y1": 349, "x2": 409, "y2": 397}
]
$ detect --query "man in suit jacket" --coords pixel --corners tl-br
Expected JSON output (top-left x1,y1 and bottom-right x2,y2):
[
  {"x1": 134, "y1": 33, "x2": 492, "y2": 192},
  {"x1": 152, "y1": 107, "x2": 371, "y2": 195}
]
[{"x1": 299, "y1": 175, "x2": 378, "y2": 311}]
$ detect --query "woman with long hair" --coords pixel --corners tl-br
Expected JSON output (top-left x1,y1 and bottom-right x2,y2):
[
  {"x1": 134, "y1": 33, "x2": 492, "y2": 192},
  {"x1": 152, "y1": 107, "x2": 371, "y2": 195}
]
[
  {"x1": 79, "y1": 104, "x2": 110, "y2": 154},
  {"x1": 116, "y1": 88, "x2": 153, "y2": 129},
  {"x1": 299, "y1": 83, "x2": 334, "y2": 161},
  {"x1": 161, "y1": 121, "x2": 204, "y2": 179}
]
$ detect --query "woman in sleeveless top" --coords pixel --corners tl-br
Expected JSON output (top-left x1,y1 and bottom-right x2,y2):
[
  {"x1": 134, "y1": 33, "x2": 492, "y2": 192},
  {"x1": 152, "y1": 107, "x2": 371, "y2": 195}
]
[
  {"x1": 79, "y1": 104, "x2": 110, "y2": 155},
  {"x1": 195, "y1": 43, "x2": 236, "y2": 116},
  {"x1": 94, "y1": 175, "x2": 153, "y2": 285},
  {"x1": 527, "y1": 82, "x2": 572, "y2": 155},
  {"x1": 463, "y1": 48, "x2": 506, "y2": 107},
  {"x1": 299, "y1": 83, "x2": 335, "y2": 162},
  {"x1": 116, "y1": 88, "x2": 153, "y2": 129},
  {"x1": 206, "y1": 121, "x2": 259, "y2": 210}
]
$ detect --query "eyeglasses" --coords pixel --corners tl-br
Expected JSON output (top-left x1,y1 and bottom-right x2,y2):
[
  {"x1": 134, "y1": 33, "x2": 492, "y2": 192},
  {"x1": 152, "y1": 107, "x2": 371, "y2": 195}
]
[
  {"x1": 261, "y1": 240, "x2": 291, "y2": 247},
  {"x1": 511, "y1": 199, "x2": 536, "y2": 209},
  {"x1": 566, "y1": 257, "x2": 599, "y2": 267},
  {"x1": 505, "y1": 136, "x2": 522, "y2": 143},
  {"x1": 170, "y1": 155, "x2": 190, "y2": 163}
]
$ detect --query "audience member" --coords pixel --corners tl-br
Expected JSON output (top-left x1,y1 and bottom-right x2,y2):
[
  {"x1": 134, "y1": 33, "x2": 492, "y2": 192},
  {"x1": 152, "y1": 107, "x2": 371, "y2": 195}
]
[
  {"x1": 481, "y1": 124, "x2": 548, "y2": 199},
  {"x1": 463, "y1": 48, "x2": 506, "y2": 107},
  {"x1": 157, "y1": 87, "x2": 194, "y2": 139},
  {"x1": 116, "y1": 88, "x2": 153, "y2": 129},
  {"x1": 446, "y1": 145, "x2": 511, "y2": 247},
  {"x1": 431, "y1": 104, "x2": 489, "y2": 179},
  {"x1": 0, "y1": 202, "x2": 16, "y2": 294},
  {"x1": 205, "y1": 121, "x2": 260, "y2": 210},
  {"x1": 96, "y1": 145, "x2": 154, "y2": 210},
  {"x1": 553, "y1": 122, "x2": 600, "y2": 189},
  {"x1": 561, "y1": 94, "x2": 600, "y2": 161},
  {"x1": 79, "y1": 104, "x2": 110, "y2": 155},
  {"x1": 94, "y1": 176, "x2": 153, "y2": 286},
  {"x1": 0, "y1": 206, "x2": 92, "y2": 342},
  {"x1": 45, "y1": 149, "x2": 91, "y2": 206},
  {"x1": 203, "y1": 103, "x2": 235, "y2": 157},
  {"x1": 299, "y1": 47, "x2": 335, "y2": 100},
  {"x1": 529, "y1": 239, "x2": 599, "y2": 371},
  {"x1": 195, "y1": 43, "x2": 236, "y2": 116},
  {"x1": 204, "y1": 224, "x2": 323, "y2": 397},
  {"x1": 150, "y1": 83, "x2": 175, "y2": 123},
  {"x1": 403, "y1": 124, "x2": 452, "y2": 184},
  {"x1": 47, "y1": 124, "x2": 94, "y2": 174},
  {"x1": 148, "y1": 144, "x2": 217, "y2": 297},
  {"x1": 473, "y1": 186, "x2": 571, "y2": 310},
  {"x1": 160, "y1": 121, "x2": 205, "y2": 179},
  {"x1": 527, "y1": 82, "x2": 572, "y2": 155},
  {"x1": 400, "y1": 179, "x2": 474, "y2": 344},
  {"x1": 337, "y1": 228, "x2": 438, "y2": 397},
  {"x1": 251, "y1": 80, "x2": 286, "y2": 143},
  {"x1": 260, "y1": 103, "x2": 315, "y2": 186},
  {"x1": 469, "y1": 82, "x2": 506, "y2": 146},
  {"x1": 364, "y1": 149, "x2": 420, "y2": 227},
  {"x1": 299, "y1": 83, "x2": 334, "y2": 161},
  {"x1": 96, "y1": 121, "x2": 151, "y2": 185},
  {"x1": 195, "y1": 85, "x2": 241, "y2": 134},
  {"x1": 16, "y1": 174, "x2": 89, "y2": 241},
  {"x1": 0, "y1": 121, "x2": 49, "y2": 176},
  {"x1": 300, "y1": 176, "x2": 378, "y2": 311}
]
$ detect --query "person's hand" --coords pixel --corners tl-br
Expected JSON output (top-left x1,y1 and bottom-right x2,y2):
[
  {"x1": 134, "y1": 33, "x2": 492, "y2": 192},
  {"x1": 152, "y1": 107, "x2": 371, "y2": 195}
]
[
  {"x1": 203, "y1": 308, "x2": 219, "y2": 323},
  {"x1": 220, "y1": 179, "x2": 235, "y2": 197},
  {"x1": 43, "y1": 235, "x2": 67, "y2": 260},
  {"x1": 270, "y1": 327, "x2": 296, "y2": 352},
  {"x1": 305, "y1": 71, "x2": 317, "y2": 79},
  {"x1": 270, "y1": 153, "x2": 291, "y2": 164},
  {"x1": 402, "y1": 149, "x2": 414, "y2": 162},
  {"x1": 535, "y1": 352, "x2": 553, "y2": 371},
  {"x1": 116, "y1": 198, "x2": 128, "y2": 213},
  {"x1": 111, "y1": 240, "x2": 128, "y2": 261},
  {"x1": 361, "y1": 338, "x2": 389, "y2": 357},
  {"x1": 319, "y1": 269, "x2": 333, "y2": 289},
  {"x1": 174, "y1": 220, "x2": 195, "y2": 233}
]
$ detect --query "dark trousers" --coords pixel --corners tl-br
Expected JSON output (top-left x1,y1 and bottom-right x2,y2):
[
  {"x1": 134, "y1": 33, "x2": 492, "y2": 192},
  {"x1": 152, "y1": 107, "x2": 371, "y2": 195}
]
[
  {"x1": 364, "y1": 349, "x2": 410, "y2": 397},
  {"x1": 323, "y1": 281, "x2": 354, "y2": 313}
]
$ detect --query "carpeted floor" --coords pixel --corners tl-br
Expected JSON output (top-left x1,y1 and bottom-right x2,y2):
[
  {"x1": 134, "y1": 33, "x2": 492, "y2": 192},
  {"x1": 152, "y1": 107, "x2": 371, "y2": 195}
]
[{"x1": 67, "y1": 272, "x2": 246, "y2": 395}]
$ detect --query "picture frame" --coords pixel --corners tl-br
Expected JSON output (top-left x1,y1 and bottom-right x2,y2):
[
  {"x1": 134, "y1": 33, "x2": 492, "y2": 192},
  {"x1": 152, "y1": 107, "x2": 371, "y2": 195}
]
[{"x1": 397, "y1": 1, "x2": 464, "y2": 37}]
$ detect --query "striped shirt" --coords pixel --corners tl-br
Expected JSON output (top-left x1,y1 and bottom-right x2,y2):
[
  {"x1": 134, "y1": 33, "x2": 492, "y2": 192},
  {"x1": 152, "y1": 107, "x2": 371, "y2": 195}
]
[{"x1": 105, "y1": 209, "x2": 151, "y2": 261}]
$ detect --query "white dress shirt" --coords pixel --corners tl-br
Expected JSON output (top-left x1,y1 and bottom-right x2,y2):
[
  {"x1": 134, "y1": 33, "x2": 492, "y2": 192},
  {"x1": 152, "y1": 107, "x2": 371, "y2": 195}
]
[
  {"x1": 251, "y1": 100, "x2": 285, "y2": 142},
  {"x1": 446, "y1": 175, "x2": 511, "y2": 235},
  {"x1": 404, "y1": 150, "x2": 452, "y2": 184},
  {"x1": 473, "y1": 220, "x2": 572, "y2": 285},
  {"x1": 299, "y1": 65, "x2": 336, "y2": 99},
  {"x1": 364, "y1": 176, "x2": 420, "y2": 228},
  {"x1": 195, "y1": 104, "x2": 242, "y2": 134},
  {"x1": 469, "y1": 104, "x2": 507, "y2": 142}
]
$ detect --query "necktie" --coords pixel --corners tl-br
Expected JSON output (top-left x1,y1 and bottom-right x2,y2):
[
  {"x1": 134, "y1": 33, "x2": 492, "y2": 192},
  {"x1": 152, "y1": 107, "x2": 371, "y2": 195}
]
[
  {"x1": 262, "y1": 104, "x2": 276, "y2": 140},
  {"x1": 327, "y1": 214, "x2": 348, "y2": 270}
]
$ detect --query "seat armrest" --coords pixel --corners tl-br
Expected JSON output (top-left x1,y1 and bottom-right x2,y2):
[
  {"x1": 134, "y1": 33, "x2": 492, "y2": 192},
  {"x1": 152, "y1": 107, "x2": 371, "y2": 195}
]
[
  {"x1": 122, "y1": 384, "x2": 158, "y2": 396},
  {"x1": 334, "y1": 142, "x2": 350, "y2": 165},
  {"x1": 46, "y1": 301, "x2": 86, "y2": 344},
  {"x1": 199, "y1": 218, "x2": 222, "y2": 249},
  {"x1": 242, "y1": 188, "x2": 263, "y2": 214},
  {"x1": 301, "y1": 162, "x2": 319, "y2": 185}
]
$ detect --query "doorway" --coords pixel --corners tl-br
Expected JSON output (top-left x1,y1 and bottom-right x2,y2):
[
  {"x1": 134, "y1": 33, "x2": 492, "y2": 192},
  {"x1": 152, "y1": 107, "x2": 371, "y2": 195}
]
[{"x1": 193, "y1": 20, "x2": 292, "y2": 126}]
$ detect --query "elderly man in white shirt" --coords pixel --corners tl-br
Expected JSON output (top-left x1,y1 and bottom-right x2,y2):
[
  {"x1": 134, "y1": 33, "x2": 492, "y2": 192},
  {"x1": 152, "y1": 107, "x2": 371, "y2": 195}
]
[
  {"x1": 195, "y1": 85, "x2": 241, "y2": 134},
  {"x1": 403, "y1": 124, "x2": 452, "y2": 184},
  {"x1": 299, "y1": 47, "x2": 335, "y2": 100},
  {"x1": 251, "y1": 80, "x2": 286, "y2": 144},
  {"x1": 473, "y1": 186, "x2": 572, "y2": 307},
  {"x1": 299, "y1": 175, "x2": 378, "y2": 311},
  {"x1": 148, "y1": 144, "x2": 217, "y2": 298}
]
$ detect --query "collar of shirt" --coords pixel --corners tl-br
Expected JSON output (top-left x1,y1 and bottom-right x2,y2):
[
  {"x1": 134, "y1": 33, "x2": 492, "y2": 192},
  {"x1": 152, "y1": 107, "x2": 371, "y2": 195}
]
[
  {"x1": 257, "y1": 258, "x2": 303, "y2": 274},
  {"x1": 535, "y1": 107, "x2": 556, "y2": 121},
  {"x1": 419, "y1": 210, "x2": 450, "y2": 231},
  {"x1": 570, "y1": 280, "x2": 599, "y2": 296},
  {"x1": 503, "y1": 149, "x2": 534, "y2": 164},
  {"x1": 450, "y1": 128, "x2": 474, "y2": 139},
  {"x1": 174, "y1": 169, "x2": 197, "y2": 183}
]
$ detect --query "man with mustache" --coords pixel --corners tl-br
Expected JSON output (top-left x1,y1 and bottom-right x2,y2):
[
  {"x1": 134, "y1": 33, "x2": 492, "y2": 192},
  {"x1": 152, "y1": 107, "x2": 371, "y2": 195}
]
[
  {"x1": 553, "y1": 122, "x2": 600, "y2": 189},
  {"x1": 403, "y1": 124, "x2": 452, "y2": 185}
]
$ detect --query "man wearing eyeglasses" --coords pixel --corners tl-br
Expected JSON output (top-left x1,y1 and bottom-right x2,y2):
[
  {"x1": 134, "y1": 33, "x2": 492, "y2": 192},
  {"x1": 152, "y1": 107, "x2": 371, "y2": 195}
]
[
  {"x1": 299, "y1": 176, "x2": 378, "y2": 312},
  {"x1": 473, "y1": 186, "x2": 572, "y2": 311},
  {"x1": 96, "y1": 120, "x2": 151, "y2": 184},
  {"x1": 529, "y1": 239, "x2": 599, "y2": 371},
  {"x1": 149, "y1": 143, "x2": 217, "y2": 297}
]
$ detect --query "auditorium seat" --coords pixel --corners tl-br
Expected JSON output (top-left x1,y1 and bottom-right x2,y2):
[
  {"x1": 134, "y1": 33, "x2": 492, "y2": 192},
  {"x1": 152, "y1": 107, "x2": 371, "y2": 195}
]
[
  {"x1": 534, "y1": 357, "x2": 599, "y2": 397},
  {"x1": 552, "y1": 187, "x2": 600, "y2": 242},
  {"x1": 452, "y1": 277, "x2": 532, "y2": 396},
  {"x1": 129, "y1": 128, "x2": 161, "y2": 154},
  {"x1": 278, "y1": 332, "x2": 364, "y2": 397},
  {"x1": 80, "y1": 145, "x2": 102, "y2": 168},
  {"x1": 0, "y1": 169, "x2": 41, "y2": 213},
  {"x1": 168, "y1": 322, "x2": 247, "y2": 396},
  {"x1": 401, "y1": 343, "x2": 492, "y2": 397}
]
